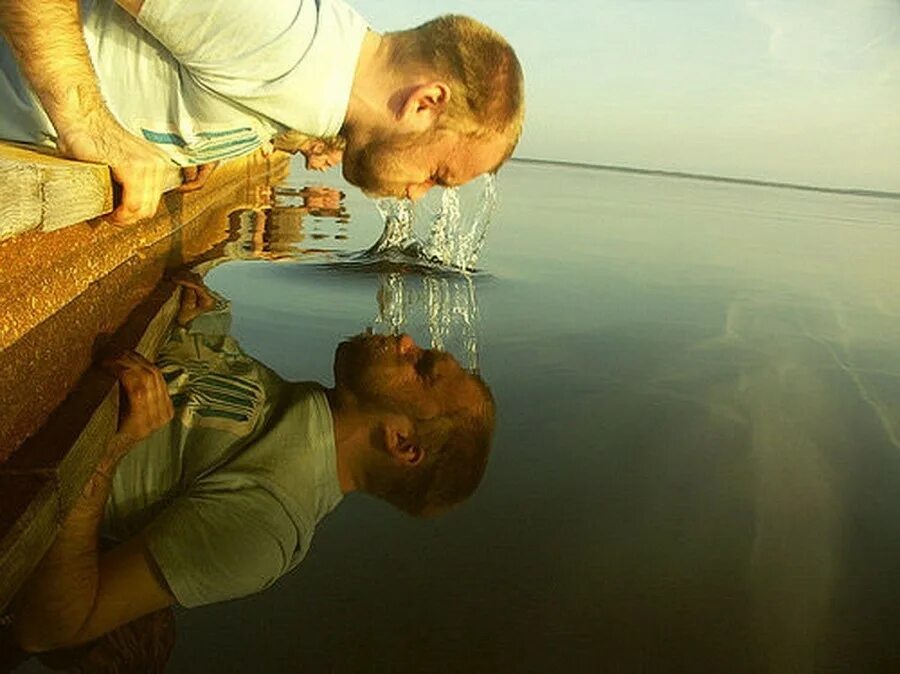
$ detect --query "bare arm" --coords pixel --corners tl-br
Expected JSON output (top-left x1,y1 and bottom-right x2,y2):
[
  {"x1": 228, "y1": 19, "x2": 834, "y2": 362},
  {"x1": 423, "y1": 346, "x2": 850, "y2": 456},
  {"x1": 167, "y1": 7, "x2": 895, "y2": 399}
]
[
  {"x1": 12, "y1": 353, "x2": 176, "y2": 652},
  {"x1": 0, "y1": 0, "x2": 174, "y2": 223}
]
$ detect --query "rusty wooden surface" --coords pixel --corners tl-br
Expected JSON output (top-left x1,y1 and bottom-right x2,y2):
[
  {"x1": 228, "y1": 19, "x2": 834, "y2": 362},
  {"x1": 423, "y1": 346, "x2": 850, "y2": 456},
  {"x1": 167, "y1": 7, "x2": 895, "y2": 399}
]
[{"x1": 0, "y1": 151, "x2": 290, "y2": 461}]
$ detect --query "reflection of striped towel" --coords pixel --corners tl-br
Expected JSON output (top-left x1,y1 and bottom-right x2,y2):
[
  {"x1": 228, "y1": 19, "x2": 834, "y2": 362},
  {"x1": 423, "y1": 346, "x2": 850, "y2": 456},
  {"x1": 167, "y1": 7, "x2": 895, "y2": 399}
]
[
  {"x1": 141, "y1": 126, "x2": 262, "y2": 164},
  {"x1": 171, "y1": 372, "x2": 263, "y2": 424},
  {"x1": 160, "y1": 359, "x2": 265, "y2": 436}
]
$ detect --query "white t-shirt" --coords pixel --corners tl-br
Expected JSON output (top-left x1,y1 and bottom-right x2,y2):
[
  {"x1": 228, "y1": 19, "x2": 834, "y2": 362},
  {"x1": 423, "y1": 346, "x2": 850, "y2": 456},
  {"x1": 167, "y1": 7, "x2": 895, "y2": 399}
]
[{"x1": 0, "y1": 0, "x2": 368, "y2": 165}]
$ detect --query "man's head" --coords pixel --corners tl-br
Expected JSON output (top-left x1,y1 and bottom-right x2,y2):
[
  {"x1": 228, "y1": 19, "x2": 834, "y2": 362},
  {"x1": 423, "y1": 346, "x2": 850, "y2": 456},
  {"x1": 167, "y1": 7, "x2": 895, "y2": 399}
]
[
  {"x1": 332, "y1": 332, "x2": 495, "y2": 516},
  {"x1": 341, "y1": 15, "x2": 525, "y2": 200}
]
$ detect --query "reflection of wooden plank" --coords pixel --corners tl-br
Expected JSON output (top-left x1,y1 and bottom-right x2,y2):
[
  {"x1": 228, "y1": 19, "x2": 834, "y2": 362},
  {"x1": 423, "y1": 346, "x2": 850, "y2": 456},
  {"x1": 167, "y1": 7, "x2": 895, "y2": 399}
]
[
  {"x1": 121, "y1": 282, "x2": 183, "y2": 361},
  {"x1": 0, "y1": 284, "x2": 180, "y2": 611},
  {"x1": 0, "y1": 475, "x2": 58, "y2": 611},
  {"x1": 0, "y1": 142, "x2": 182, "y2": 240}
]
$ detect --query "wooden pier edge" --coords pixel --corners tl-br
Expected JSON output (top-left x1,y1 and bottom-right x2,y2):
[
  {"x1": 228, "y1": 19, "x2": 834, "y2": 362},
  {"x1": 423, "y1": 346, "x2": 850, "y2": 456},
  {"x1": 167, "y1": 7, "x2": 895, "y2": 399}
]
[{"x1": 0, "y1": 142, "x2": 182, "y2": 241}]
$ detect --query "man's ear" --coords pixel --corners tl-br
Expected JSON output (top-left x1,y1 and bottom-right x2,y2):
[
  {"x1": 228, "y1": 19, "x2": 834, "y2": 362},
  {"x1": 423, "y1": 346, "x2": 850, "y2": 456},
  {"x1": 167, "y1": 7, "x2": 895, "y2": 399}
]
[
  {"x1": 398, "y1": 82, "x2": 451, "y2": 133},
  {"x1": 381, "y1": 416, "x2": 424, "y2": 466}
]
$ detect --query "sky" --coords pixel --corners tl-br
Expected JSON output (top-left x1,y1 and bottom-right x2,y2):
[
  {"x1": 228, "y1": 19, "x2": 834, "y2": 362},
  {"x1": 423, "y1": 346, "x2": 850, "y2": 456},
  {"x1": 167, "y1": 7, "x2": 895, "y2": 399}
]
[{"x1": 351, "y1": 0, "x2": 900, "y2": 192}]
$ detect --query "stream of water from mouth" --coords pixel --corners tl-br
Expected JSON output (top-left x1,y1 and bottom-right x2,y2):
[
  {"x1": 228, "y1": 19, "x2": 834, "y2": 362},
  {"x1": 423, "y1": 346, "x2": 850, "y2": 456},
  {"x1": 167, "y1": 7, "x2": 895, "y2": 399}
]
[{"x1": 372, "y1": 174, "x2": 498, "y2": 270}]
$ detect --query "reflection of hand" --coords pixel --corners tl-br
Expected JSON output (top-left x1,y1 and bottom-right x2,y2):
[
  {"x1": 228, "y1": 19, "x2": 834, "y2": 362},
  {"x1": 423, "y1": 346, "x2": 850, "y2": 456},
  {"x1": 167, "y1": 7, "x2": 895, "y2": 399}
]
[
  {"x1": 103, "y1": 352, "x2": 174, "y2": 447},
  {"x1": 177, "y1": 161, "x2": 219, "y2": 193},
  {"x1": 175, "y1": 278, "x2": 217, "y2": 326},
  {"x1": 305, "y1": 147, "x2": 343, "y2": 171},
  {"x1": 56, "y1": 110, "x2": 175, "y2": 225}
]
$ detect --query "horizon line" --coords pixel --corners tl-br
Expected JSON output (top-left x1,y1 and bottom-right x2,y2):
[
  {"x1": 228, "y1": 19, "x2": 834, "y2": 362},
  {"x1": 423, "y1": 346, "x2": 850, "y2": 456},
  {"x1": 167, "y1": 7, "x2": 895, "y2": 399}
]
[{"x1": 509, "y1": 157, "x2": 900, "y2": 201}]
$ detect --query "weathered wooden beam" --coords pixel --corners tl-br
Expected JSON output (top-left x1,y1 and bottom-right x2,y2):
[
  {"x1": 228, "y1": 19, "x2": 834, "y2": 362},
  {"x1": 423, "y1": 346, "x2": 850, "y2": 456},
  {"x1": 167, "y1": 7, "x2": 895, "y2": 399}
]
[
  {"x1": 0, "y1": 142, "x2": 182, "y2": 241},
  {"x1": 0, "y1": 149, "x2": 289, "y2": 352}
]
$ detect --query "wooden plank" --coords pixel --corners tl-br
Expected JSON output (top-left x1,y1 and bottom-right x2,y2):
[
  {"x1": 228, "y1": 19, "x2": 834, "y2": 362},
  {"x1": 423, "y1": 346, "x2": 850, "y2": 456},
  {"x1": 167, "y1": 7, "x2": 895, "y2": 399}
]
[
  {"x1": 0, "y1": 149, "x2": 286, "y2": 352},
  {"x1": 0, "y1": 142, "x2": 182, "y2": 240},
  {"x1": 0, "y1": 143, "x2": 112, "y2": 239},
  {"x1": 0, "y1": 153, "x2": 290, "y2": 458}
]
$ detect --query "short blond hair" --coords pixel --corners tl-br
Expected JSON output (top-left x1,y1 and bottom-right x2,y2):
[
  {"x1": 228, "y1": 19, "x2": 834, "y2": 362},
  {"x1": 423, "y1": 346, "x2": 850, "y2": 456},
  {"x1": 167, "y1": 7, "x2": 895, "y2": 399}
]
[
  {"x1": 388, "y1": 15, "x2": 525, "y2": 162},
  {"x1": 361, "y1": 375, "x2": 496, "y2": 517}
]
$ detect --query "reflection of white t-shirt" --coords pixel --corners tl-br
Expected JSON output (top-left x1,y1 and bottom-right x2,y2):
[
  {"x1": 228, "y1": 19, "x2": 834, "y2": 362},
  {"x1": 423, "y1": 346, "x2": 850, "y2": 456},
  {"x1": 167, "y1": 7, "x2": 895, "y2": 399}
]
[
  {"x1": 0, "y1": 0, "x2": 368, "y2": 165},
  {"x1": 103, "y1": 299, "x2": 344, "y2": 608}
]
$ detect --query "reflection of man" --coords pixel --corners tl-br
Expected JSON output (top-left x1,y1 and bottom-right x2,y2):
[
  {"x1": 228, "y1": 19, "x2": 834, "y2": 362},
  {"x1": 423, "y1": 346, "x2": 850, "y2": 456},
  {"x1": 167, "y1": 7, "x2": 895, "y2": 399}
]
[
  {"x1": 0, "y1": 1, "x2": 524, "y2": 222},
  {"x1": 12, "y1": 280, "x2": 495, "y2": 655}
]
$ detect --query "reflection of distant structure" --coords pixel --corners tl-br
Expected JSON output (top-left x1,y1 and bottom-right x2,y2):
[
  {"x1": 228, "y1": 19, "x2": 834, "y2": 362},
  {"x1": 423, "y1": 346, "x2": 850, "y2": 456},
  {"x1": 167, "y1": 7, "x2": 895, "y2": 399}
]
[
  {"x1": 274, "y1": 185, "x2": 348, "y2": 221},
  {"x1": 224, "y1": 186, "x2": 348, "y2": 260},
  {"x1": 374, "y1": 272, "x2": 481, "y2": 372}
]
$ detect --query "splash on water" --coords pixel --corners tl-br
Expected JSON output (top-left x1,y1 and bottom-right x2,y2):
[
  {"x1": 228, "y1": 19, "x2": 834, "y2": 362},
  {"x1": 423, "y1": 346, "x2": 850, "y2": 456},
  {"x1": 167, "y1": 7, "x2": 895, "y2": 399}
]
[
  {"x1": 370, "y1": 174, "x2": 499, "y2": 271},
  {"x1": 371, "y1": 198, "x2": 418, "y2": 254},
  {"x1": 373, "y1": 271, "x2": 481, "y2": 371}
]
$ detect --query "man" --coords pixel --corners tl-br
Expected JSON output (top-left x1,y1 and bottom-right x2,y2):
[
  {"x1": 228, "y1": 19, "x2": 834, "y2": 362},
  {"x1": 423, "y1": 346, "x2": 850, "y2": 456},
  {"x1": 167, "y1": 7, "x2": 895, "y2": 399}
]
[
  {"x1": 0, "y1": 0, "x2": 524, "y2": 223},
  {"x1": 10, "y1": 279, "x2": 495, "y2": 654}
]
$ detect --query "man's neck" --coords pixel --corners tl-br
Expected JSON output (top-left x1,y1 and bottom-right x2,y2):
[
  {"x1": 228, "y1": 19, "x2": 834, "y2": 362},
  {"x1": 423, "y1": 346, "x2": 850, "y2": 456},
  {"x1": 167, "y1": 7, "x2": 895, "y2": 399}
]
[
  {"x1": 342, "y1": 30, "x2": 397, "y2": 139},
  {"x1": 325, "y1": 388, "x2": 369, "y2": 495}
]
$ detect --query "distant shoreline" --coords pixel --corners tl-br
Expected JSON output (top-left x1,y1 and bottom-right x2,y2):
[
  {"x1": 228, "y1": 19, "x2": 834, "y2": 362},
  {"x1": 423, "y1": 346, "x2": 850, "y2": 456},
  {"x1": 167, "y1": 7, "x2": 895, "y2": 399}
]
[{"x1": 510, "y1": 157, "x2": 900, "y2": 201}]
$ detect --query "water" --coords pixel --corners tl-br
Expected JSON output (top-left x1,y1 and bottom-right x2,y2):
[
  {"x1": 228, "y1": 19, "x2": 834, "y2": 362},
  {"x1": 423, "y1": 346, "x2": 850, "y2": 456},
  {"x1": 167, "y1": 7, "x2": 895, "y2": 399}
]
[
  {"x1": 17, "y1": 160, "x2": 900, "y2": 673},
  {"x1": 370, "y1": 173, "x2": 498, "y2": 270}
]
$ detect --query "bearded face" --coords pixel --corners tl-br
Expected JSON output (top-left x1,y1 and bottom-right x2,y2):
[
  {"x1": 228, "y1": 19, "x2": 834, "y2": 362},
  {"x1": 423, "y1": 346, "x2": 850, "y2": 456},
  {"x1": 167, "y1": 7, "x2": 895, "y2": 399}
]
[
  {"x1": 339, "y1": 125, "x2": 509, "y2": 201},
  {"x1": 340, "y1": 128, "x2": 433, "y2": 198},
  {"x1": 333, "y1": 332, "x2": 481, "y2": 421}
]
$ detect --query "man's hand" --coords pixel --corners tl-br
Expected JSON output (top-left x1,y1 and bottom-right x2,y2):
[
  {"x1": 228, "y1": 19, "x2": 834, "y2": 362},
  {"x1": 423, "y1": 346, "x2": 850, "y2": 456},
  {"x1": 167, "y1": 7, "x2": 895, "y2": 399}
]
[
  {"x1": 0, "y1": 1, "x2": 175, "y2": 224},
  {"x1": 103, "y1": 352, "x2": 173, "y2": 448},
  {"x1": 57, "y1": 111, "x2": 175, "y2": 224},
  {"x1": 177, "y1": 161, "x2": 219, "y2": 193}
]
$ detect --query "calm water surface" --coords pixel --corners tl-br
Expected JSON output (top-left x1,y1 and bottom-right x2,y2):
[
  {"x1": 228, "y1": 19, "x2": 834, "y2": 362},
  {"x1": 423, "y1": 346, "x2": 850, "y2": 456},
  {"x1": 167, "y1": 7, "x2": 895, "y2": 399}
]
[{"x1": 29, "y1": 160, "x2": 900, "y2": 673}]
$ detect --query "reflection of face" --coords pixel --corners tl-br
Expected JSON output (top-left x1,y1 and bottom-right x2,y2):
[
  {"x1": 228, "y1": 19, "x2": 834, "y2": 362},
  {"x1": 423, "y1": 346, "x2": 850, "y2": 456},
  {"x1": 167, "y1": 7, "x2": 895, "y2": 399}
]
[
  {"x1": 341, "y1": 127, "x2": 509, "y2": 201},
  {"x1": 334, "y1": 333, "x2": 481, "y2": 419}
]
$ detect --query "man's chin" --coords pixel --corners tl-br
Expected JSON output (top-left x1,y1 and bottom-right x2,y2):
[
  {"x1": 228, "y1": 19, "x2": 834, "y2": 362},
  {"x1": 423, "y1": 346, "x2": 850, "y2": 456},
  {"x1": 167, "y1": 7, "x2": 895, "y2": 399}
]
[
  {"x1": 335, "y1": 331, "x2": 376, "y2": 364},
  {"x1": 340, "y1": 164, "x2": 401, "y2": 198},
  {"x1": 340, "y1": 161, "x2": 359, "y2": 187},
  {"x1": 333, "y1": 332, "x2": 387, "y2": 390}
]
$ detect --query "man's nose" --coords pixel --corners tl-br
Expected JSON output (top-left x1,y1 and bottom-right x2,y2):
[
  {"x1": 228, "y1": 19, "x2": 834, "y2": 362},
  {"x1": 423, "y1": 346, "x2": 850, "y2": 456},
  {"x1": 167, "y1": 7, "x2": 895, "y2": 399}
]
[{"x1": 398, "y1": 333, "x2": 418, "y2": 355}]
